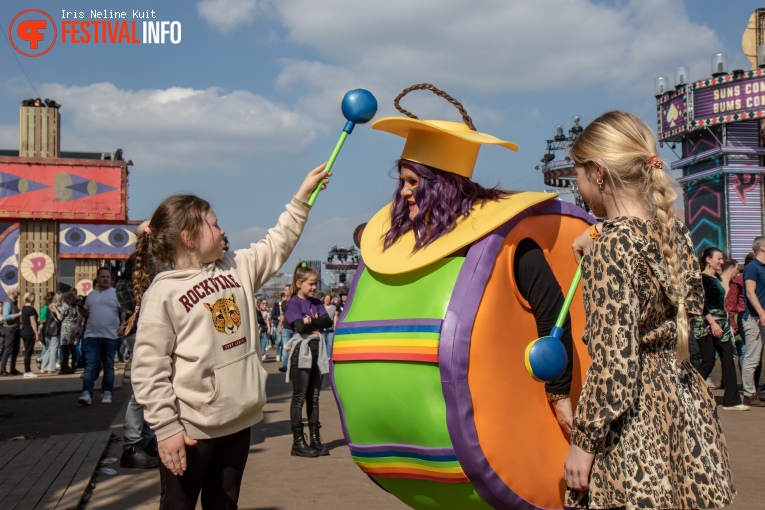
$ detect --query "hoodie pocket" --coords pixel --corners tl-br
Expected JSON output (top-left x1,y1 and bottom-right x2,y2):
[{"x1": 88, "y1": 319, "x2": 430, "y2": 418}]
[{"x1": 201, "y1": 350, "x2": 267, "y2": 427}]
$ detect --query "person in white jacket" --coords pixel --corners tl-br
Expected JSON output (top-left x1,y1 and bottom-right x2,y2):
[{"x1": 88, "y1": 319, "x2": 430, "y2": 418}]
[{"x1": 130, "y1": 164, "x2": 328, "y2": 510}]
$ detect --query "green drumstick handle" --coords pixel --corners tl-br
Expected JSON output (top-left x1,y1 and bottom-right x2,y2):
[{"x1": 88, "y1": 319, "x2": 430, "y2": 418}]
[
  {"x1": 307, "y1": 131, "x2": 348, "y2": 207},
  {"x1": 554, "y1": 259, "x2": 583, "y2": 332}
]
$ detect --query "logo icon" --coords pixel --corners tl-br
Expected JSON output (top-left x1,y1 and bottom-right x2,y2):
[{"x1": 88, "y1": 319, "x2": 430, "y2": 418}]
[{"x1": 9, "y1": 9, "x2": 56, "y2": 57}]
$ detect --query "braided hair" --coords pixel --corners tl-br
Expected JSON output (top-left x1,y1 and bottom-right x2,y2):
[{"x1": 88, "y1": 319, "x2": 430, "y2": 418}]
[
  {"x1": 569, "y1": 111, "x2": 692, "y2": 360},
  {"x1": 125, "y1": 194, "x2": 211, "y2": 334}
]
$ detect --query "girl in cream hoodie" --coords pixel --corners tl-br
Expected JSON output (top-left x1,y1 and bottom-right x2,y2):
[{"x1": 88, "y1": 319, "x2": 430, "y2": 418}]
[{"x1": 130, "y1": 164, "x2": 328, "y2": 509}]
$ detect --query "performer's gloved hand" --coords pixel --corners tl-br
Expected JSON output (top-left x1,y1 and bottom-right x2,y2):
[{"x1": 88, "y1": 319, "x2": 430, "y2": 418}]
[{"x1": 552, "y1": 397, "x2": 573, "y2": 434}]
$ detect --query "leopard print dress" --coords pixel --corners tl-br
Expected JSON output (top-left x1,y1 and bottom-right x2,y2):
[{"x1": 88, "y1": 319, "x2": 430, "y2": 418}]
[{"x1": 566, "y1": 217, "x2": 735, "y2": 509}]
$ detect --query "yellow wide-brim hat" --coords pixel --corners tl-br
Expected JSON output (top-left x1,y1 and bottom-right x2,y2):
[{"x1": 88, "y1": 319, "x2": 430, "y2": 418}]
[{"x1": 372, "y1": 117, "x2": 518, "y2": 178}]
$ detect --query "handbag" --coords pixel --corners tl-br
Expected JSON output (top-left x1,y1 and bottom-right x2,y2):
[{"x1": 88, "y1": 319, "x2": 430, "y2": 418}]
[{"x1": 45, "y1": 312, "x2": 61, "y2": 337}]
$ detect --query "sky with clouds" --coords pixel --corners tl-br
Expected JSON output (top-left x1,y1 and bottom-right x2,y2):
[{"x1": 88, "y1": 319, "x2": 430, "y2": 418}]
[{"x1": 0, "y1": 0, "x2": 760, "y2": 284}]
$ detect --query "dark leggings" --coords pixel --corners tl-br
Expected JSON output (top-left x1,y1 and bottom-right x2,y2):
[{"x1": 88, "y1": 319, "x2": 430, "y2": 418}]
[
  {"x1": 697, "y1": 333, "x2": 741, "y2": 407},
  {"x1": 21, "y1": 332, "x2": 35, "y2": 373},
  {"x1": 60, "y1": 344, "x2": 78, "y2": 372},
  {"x1": 159, "y1": 427, "x2": 250, "y2": 510},
  {"x1": 290, "y1": 339, "x2": 323, "y2": 426}
]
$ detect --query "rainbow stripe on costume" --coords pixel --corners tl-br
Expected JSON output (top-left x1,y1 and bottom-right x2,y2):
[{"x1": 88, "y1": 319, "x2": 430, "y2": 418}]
[
  {"x1": 333, "y1": 320, "x2": 441, "y2": 362},
  {"x1": 350, "y1": 444, "x2": 469, "y2": 483}
]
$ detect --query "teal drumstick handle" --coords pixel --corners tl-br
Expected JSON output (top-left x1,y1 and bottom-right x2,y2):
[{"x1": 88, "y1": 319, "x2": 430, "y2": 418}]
[
  {"x1": 553, "y1": 259, "x2": 583, "y2": 332},
  {"x1": 307, "y1": 130, "x2": 349, "y2": 207}
]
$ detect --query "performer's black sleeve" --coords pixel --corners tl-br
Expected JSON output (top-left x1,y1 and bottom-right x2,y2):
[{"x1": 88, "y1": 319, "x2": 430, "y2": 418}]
[
  {"x1": 513, "y1": 238, "x2": 573, "y2": 395},
  {"x1": 290, "y1": 314, "x2": 333, "y2": 334}
]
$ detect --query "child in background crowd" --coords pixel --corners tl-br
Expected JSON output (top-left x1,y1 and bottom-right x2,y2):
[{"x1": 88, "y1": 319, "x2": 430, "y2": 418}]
[{"x1": 284, "y1": 261, "x2": 331, "y2": 458}]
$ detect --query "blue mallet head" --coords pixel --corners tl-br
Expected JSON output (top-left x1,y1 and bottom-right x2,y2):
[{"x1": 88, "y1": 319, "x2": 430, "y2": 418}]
[
  {"x1": 341, "y1": 89, "x2": 377, "y2": 133},
  {"x1": 524, "y1": 330, "x2": 568, "y2": 383}
]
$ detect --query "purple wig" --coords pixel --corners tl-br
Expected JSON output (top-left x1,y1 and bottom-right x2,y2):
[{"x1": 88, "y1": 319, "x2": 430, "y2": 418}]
[{"x1": 383, "y1": 159, "x2": 510, "y2": 252}]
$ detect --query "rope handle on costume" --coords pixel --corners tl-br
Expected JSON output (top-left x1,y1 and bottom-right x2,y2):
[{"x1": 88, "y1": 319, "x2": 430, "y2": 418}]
[{"x1": 393, "y1": 83, "x2": 476, "y2": 131}]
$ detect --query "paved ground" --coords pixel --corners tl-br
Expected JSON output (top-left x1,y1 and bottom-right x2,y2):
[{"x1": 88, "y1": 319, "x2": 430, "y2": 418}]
[
  {"x1": 80, "y1": 356, "x2": 405, "y2": 510},
  {"x1": 0, "y1": 350, "x2": 763, "y2": 509},
  {"x1": 0, "y1": 359, "x2": 129, "y2": 438}
]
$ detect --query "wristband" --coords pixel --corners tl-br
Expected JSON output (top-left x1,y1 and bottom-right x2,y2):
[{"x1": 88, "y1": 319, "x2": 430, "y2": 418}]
[
  {"x1": 588, "y1": 224, "x2": 601, "y2": 240},
  {"x1": 546, "y1": 392, "x2": 570, "y2": 402}
]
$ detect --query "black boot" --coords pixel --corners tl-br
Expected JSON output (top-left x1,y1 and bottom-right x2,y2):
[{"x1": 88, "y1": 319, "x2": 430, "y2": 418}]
[
  {"x1": 120, "y1": 445, "x2": 159, "y2": 469},
  {"x1": 291, "y1": 424, "x2": 319, "y2": 457},
  {"x1": 308, "y1": 423, "x2": 330, "y2": 456}
]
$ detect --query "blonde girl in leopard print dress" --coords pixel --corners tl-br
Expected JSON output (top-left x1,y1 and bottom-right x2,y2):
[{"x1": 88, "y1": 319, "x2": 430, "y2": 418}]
[{"x1": 563, "y1": 111, "x2": 735, "y2": 509}]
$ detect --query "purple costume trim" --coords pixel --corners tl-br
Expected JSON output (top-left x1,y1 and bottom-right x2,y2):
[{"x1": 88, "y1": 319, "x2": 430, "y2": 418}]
[
  {"x1": 329, "y1": 362, "x2": 354, "y2": 444},
  {"x1": 330, "y1": 259, "x2": 368, "y2": 445},
  {"x1": 337, "y1": 318, "x2": 443, "y2": 331},
  {"x1": 349, "y1": 443, "x2": 457, "y2": 457}
]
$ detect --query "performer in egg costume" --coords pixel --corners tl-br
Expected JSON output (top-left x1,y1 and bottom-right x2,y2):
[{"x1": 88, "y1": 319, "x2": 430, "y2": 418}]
[{"x1": 331, "y1": 85, "x2": 593, "y2": 510}]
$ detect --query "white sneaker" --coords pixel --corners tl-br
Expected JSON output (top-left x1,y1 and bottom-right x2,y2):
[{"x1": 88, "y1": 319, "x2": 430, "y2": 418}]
[
  {"x1": 23, "y1": 372, "x2": 38, "y2": 378},
  {"x1": 78, "y1": 391, "x2": 92, "y2": 406},
  {"x1": 262, "y1": 354, "x2": 267, "y2": 361},
  {"x1": 102, "y1": 392, "x2": 113, "y2": 404},
  {"x1": 276, "y1": 355, "x2": 281, "y2": 362},
  {"x1": 722, "y1": 404, "x2": 750, "y2": 411}
]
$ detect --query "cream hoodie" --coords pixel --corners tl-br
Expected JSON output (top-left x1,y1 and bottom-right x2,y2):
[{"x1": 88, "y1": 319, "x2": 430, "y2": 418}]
[{"x1": 132, "y1": 197, "x2": 309, "y2": 441}]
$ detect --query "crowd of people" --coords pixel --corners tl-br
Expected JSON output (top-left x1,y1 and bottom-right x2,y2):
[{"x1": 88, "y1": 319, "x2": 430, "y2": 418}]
[
  {"x1": 0, "y1": 274, "x2": 343, "y2": 382},
  {"x1": 255, "y1": 288, "x2": 342, "y2": 367},
  {"x1": 0, "y1": 285, "x2": 109, "y2": 379},
  {"x1": 692, "y1": 243, "x2": 765, "y2": 410}
]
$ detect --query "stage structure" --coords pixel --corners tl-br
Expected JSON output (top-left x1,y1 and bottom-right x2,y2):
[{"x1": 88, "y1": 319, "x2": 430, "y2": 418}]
[
  {"x1": 655, "y1": 8, "x2": 765, "y2": 259},
  {"x1": 326, "y1": 244, "x2": 359, "y2": 286},
  {"x1": 0, "y1": 100, "x2": 138, "y2": 303},
  {"x1": 535, "y1": 116, "x2": 588, "y2": 211}
]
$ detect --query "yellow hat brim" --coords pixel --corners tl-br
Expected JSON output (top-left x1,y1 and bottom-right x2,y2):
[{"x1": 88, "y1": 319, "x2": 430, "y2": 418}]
[
  {"x1": 372, "y1": 117, "x2": 518, "y2": 177},
  {"x1": 372, "y1": 117, "x2": 519, "y2": 151},
  {"x1": 361, "y1": 192, "x2": 556, "y2": 275}
]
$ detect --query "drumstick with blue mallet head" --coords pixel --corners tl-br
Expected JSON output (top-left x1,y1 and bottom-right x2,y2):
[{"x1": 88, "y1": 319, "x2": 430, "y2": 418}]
[
  {"x1": 307, "y1": 89, "x2": 378, "y2": 206},
  {"x1": 524, "y1": 259, "x2": 583, "y2": 382}
]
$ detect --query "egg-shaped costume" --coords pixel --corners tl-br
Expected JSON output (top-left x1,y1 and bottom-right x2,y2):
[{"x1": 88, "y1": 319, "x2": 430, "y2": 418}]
[{"x1": 331, "y1": 98, "x2": 593, "y2": 509}]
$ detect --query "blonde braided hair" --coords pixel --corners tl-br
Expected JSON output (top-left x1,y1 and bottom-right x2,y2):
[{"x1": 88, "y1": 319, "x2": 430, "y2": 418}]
[
  {"x1": 569, "y1": 111, "x2": 690, "y2": 359},
  {"x1": 125, "y1": 194, "x2": 211, "y2": 334}
]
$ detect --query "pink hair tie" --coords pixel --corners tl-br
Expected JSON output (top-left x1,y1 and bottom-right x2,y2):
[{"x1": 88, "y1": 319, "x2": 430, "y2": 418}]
[
  {"x1": 144, "y1": 227, "x2": 152, "y2": 235},
  {"x1": 134, "y1": 305, "x2": 140, "y2": 313}
]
